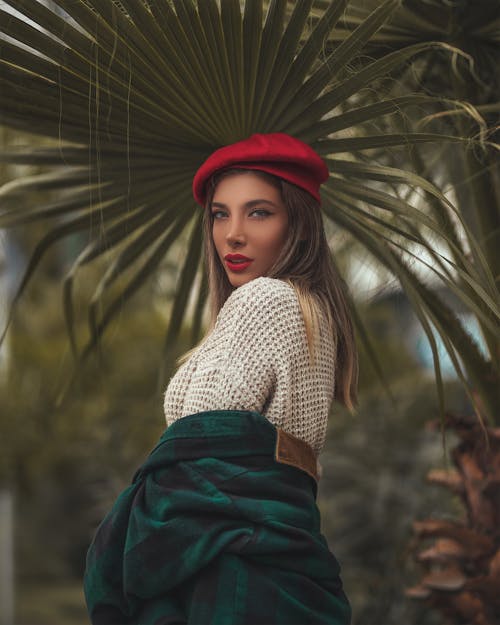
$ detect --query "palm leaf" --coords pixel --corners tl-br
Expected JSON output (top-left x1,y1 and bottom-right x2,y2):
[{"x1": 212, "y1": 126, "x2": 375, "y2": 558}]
[
  {"x1": 0, "y1": 0, "x2": 497, "y2": 413},
  {"x1": 324, "y1": 191, "x2": 496, "y2": 418}
]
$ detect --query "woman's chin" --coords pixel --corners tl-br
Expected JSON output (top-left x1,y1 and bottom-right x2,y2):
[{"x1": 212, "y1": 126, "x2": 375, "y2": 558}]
[{"x1": 226, "y1": 271, "x2": 258, "y2": 288}]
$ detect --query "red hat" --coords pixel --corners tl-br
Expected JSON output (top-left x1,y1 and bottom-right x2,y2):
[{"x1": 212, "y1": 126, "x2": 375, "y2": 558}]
[{"x1": 192, "y1": 133, "x2": 329, "y2": 205}]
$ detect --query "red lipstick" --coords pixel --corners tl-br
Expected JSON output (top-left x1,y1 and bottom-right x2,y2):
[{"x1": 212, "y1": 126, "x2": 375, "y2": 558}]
[{"x1": 224, "y1": 253, "x2": 254, "y2": 272}]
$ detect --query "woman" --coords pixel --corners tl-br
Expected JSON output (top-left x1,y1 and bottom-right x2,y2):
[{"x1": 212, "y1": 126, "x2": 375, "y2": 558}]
[{"x1": 84, "y1": 133, "x2": 358, "y2": 625}]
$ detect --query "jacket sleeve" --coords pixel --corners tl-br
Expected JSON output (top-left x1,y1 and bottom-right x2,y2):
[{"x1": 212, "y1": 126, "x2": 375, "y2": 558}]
[{"x1": 178, "y1": 277, "x2": 307, "y2": 417}]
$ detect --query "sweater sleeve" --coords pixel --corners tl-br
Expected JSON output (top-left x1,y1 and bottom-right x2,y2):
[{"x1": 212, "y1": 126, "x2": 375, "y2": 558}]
[{"x1": 177, "y1": 277, "x2": 306, "y2": 418}]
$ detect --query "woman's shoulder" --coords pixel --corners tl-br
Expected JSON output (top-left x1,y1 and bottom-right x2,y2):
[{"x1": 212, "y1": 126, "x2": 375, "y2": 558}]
[
  {"x1": 230, "y1": 276, "x2": 295, "y2": 300},
  {"x1": 212, "y1": 276, "x2": 303, "y2": 349},
  {"x1": 216, "y1": 276, "x2": 301, "y2": 327},
  {"x1": 224, "y1": 277, "x2": 299, "y2": 314}
]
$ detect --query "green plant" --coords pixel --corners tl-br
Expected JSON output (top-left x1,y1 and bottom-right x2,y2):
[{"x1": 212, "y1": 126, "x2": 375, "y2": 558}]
[
  {"x1": 330, "y1": 2, "x2": 500, "y2": 621},
  {"x1": 1, "y1": 1, "x2": 496, "y2": 399}
]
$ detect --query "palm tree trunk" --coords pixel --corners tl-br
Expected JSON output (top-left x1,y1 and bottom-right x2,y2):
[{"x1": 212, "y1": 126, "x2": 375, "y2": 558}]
[{"x1": 406, "y1": 412, "x2": 500, "y2": 625}]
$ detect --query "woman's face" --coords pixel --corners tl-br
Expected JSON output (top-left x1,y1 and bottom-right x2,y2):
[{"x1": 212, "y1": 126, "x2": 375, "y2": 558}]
[{"x1": 211, "y1": 172, "x2": 289, "y2": 288}]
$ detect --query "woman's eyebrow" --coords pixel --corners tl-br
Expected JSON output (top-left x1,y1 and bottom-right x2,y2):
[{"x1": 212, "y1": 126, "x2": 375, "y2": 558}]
[
  {"x1": 210, "y1": 199, "x2": 279, "y2": 209},
  {"x1": 245, "y1": 199, "x2": 278, "y2": 208}
]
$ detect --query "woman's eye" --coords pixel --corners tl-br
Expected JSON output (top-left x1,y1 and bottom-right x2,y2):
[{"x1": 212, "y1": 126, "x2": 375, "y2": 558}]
[
  {"x1": 250, "y1": 209, "x2": 271, "y2": 218},
  {"x1": 212, "y1": 210, "x2": 226, "y2": 219}
]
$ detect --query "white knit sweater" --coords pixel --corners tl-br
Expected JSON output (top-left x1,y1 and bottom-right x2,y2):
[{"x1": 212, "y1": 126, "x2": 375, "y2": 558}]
[{"x1": 163, "y1": 277, "x2": 336, "y2": 457}]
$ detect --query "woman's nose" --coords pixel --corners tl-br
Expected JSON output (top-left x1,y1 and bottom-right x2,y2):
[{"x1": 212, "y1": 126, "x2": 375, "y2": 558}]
[{"x1": 226, "y1": 218, "x2": 246, "y2": 245}]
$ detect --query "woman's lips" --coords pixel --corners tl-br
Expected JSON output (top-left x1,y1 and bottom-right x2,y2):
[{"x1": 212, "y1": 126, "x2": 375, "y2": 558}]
[
  {"x1": 226, "y1": 260, "x2": 253, "y2": 271},
  {"x1": 224, "y1": 254, "x2": 254, "y2": 272}
]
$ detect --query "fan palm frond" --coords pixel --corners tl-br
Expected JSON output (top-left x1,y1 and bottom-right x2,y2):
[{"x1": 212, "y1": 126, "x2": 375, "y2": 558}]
[{"x1": 0, "y1": 0, "x2": 497, "y2": 411}]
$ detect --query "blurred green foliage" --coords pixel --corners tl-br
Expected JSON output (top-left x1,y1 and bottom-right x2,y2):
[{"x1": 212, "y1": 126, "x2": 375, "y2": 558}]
[{"x1": 0, "y1": 274, "x2": 179, "y2": 623}]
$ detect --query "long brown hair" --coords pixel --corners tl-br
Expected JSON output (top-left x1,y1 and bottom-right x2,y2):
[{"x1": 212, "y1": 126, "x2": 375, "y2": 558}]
[{"x1": 180, "y1": 168, "x2": 358, "y2": 411}]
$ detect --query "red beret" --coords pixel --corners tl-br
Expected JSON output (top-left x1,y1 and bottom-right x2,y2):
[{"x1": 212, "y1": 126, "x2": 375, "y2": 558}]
[{"x1": 192, "y1": 133, "x2": 329, "y2": 205}]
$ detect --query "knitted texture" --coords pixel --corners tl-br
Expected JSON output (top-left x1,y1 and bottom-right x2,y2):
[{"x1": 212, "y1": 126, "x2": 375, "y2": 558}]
[{"x1": 163, "y1": 277, "x2": 336, "y2": 456}]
